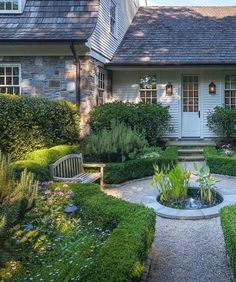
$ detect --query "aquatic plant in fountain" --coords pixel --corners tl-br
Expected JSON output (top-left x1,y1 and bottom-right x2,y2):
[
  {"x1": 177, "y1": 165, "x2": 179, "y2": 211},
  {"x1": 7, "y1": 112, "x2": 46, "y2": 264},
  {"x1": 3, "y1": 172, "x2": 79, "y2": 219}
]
[
  {"x1": 194, "y1": 163, "x2": 216, "y2": 204},
  {"x1": 152, "y1": 165, "x2": 191, "y2": 203}
]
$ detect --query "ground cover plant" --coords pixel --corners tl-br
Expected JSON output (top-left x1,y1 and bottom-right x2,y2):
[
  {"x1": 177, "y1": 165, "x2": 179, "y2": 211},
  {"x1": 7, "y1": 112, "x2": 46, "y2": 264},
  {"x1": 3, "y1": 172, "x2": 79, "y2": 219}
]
[
  {"x1": 0, "y1": 95, "x2": 80, "y2": 160},
  {"x1": 0, "y1": 180, "x2": 155, "y2": 281},
  {"x1": 0, "y1": 183, "x2": 109, "y2": 281},
  {"x1": 204, "y1": 146, "x2": 236, "y2": 176},
  {"x1": 89, "y1": 101, "x2": 172, "y2": 146}
]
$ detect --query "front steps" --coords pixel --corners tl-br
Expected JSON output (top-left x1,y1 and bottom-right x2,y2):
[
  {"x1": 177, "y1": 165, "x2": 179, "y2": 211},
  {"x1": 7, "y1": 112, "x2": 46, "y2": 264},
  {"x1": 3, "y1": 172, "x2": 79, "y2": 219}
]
[{"x1": 167, "y1": 140, "x2": 216, "y2": 161}]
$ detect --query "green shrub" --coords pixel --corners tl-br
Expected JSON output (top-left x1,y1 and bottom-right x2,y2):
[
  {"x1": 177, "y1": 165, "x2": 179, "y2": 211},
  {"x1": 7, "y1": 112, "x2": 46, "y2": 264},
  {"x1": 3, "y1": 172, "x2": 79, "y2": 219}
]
[
  {"x1": 71, "y1": 183, "x2": 156, "y2": 281},
  {"x1": 0, "y1": 95, "x2": 80, "y2": 160},
  {"x1": 207, "y1": 106, "x2": 236, "y2": 143},
  {"x1": 220, "y1": 206, "x2": 236, "y2": 280},
  {"x1": 0, "y1": 152, "x2": 38, "y2": 263},
  {"x1": 89, "y1": 102, "x2": 172, "y2": 146},
  {"x1": 12, "y1": 145, "x2": 80, "y2": 180},
  {"x1": 204, "y1": 147, "x2": 236, "y2": 176},
  {"x1": 104, "y1": 146, "x2": 178, "y2": 184},
  {"x1": 83, "y1": 120, "x2": 148, "y2": 162}
]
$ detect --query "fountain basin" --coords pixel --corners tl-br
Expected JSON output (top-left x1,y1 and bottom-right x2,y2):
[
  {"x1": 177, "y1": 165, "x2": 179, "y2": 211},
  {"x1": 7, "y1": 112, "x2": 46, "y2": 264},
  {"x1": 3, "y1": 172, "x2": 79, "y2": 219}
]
[
  {"x1": 145, "y1": 186, "x2": 236, "y2": 220},
  {"x1": 157, "y1": 187, "x2": 223, "y2": 210}
]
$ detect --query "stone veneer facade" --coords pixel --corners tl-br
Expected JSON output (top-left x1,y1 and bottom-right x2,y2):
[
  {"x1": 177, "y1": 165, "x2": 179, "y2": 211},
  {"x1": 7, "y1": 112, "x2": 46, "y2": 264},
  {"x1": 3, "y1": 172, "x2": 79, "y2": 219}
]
[{"x1": 0, "y1": 56, "x2": 109, "y2": 135}]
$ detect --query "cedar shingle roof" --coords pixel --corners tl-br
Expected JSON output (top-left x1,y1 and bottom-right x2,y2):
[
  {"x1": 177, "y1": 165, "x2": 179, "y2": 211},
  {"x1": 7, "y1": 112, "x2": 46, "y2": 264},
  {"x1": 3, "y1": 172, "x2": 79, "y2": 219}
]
[
  {"x1": 0, "y1": 0, "x2": 100, "y2": 41},
  {"x1": 109, "y1": 6, "x2": 236, "y2": 65}
]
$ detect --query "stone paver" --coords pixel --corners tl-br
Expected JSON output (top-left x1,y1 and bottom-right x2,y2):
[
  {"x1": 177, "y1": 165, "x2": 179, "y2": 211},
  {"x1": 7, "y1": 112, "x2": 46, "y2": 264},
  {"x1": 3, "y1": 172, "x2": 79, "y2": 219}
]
[{"x1": 105, "y1": 163, "x2": 236, "y2": 282}]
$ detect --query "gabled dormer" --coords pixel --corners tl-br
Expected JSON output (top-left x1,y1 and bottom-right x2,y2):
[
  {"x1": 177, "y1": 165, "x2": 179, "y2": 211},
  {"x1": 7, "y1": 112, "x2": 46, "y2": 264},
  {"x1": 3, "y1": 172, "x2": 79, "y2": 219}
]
[{"x1": 0, "y1": 0, "x2": 26, "y2": 14}]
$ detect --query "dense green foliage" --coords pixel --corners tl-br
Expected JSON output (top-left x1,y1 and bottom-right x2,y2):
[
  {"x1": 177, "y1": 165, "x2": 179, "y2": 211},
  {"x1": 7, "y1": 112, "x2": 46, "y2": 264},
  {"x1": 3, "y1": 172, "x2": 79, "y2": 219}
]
[
  {"x1": 0, "y1": 183, "x2": 155, "y2": 281},
  {"x1": 0, "y1": 95, "x2": 80, "y2": 160},
  {"x1": 152, "y1": 165, "x2": 190, "y2": 203},
  {"x1": 12, "y1": 145, "x2": 80, "y2": 180},
  {"x1": 89, "y1": 102, "x2": 172, "y2": 145},
  {"x1": 220, "y1": 206, "x2": 236, "y2": 280},
  {"x1": 104, "y1": 146, "x2": 178, "y2": 184},
  {"x1": 207, "y1": 106, "x2": 236, "y2": 143},
  {"x1": 83, "y1": 120, "x2": 148, "y2": 162},
  {"x1": 0, "y1": 152, "x2": 38, "y2": 264},
  {"x1": 204, "y1": 147, "x2": 236, "y2": 176},
  {"x1": 72, "y1": 183, "x2": 156, "y2": 281},
  {"x1": 0, "y1": 184, "x2": 108, "y2": 281}
]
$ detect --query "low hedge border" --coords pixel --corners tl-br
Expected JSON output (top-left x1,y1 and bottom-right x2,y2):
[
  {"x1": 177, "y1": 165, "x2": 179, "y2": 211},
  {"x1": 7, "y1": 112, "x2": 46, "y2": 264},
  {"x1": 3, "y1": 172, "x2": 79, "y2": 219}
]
[
  {"x1": 220, "y1": 206, "x2": 236, "y2": 280},
  {"x1": 70, "y1": 183, "x2": 156, "y2": 281},
  {"x1": 204, "y1": 147, "x2": 236, "y2": 176},
  {"x1": 104, "y1": 146, "x2": 178, "y2": 184},
  {"x1": 12, "y1": 145, "x2": 80, "y2": 180}
]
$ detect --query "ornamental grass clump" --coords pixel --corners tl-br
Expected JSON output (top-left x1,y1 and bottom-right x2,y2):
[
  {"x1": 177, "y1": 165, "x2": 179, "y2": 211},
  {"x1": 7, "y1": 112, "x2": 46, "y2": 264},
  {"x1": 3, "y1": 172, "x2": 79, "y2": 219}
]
[
  {"x1": 0, "y1": 152, "x2": 38, "y2": 264},
  {"x1": 83, "y1": 120, "x2": 148, "y2": 163}
]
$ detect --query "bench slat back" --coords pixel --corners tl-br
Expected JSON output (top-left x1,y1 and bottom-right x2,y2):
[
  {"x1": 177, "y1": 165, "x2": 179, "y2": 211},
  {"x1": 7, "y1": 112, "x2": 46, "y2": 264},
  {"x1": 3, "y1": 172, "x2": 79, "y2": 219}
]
[{"x1": 50, "y1": 154, "x2": 84, "y2": 179}]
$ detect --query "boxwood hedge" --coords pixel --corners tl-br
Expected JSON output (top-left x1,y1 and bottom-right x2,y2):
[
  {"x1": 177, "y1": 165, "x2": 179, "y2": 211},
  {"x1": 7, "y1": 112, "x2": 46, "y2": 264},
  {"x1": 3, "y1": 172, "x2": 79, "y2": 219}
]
[
  {"x1": 12, "y1": 145, "x2": 80, "y2": 180},
  {"x1": 220, "y1": 206, "x2": 236, "y2": 280},
  {"x1": 0, "y1": 95, "x2": 80, "y2": 160},
  {"x1": 204, "y1": 147, "x2": 236, "y2": 176},
  {"x1": 104, "y1": 146, "x2": 178, "y2": 184},
  {"x1": 70, "y1": 183, "x2": 156, "y2": 281}
]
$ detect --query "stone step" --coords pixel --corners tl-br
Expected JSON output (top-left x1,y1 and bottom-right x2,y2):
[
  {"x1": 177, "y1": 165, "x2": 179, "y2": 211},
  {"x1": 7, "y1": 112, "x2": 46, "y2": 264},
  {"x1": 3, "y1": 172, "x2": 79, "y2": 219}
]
[
  {"x1": 168, "y1": 140, "x2": 216, "y2": 147},
  {"x1": 178, "y1": 148, "x2": 204, "y2": 154},
  {"x1": 178, "y1": 155, "x2": 205, "y2": 161}
]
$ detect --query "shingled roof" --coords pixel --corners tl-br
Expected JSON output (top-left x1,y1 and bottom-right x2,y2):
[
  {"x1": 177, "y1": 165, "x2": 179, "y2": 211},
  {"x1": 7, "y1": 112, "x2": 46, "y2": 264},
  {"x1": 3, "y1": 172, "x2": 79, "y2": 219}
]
[
  {"x1": 0, "y1": 0, "x2": 100, "y2": 41},
  {"x1": 109, "y1": 6, "x2": 236, "y2": 66}
]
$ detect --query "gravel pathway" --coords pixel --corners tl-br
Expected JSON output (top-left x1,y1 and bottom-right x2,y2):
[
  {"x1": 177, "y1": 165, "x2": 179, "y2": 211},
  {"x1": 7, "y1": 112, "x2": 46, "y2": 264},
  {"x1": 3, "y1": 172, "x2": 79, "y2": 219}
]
[{"x1": 105, "y1": 164, "x2": 236, "y2": 282}]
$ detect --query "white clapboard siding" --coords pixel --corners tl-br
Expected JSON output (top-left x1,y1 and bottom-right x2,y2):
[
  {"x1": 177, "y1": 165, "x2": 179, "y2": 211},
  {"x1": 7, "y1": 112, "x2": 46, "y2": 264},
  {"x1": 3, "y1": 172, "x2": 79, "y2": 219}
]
[
  {"x1": 112, "y1": 68, "x2": 235, "y2": 138},
  {"x1": 202, "y1": 70, "x2": 224, "y2": 138},
  {"x1": 89, "y1": 0, "x2": 139, "y2": 61}
]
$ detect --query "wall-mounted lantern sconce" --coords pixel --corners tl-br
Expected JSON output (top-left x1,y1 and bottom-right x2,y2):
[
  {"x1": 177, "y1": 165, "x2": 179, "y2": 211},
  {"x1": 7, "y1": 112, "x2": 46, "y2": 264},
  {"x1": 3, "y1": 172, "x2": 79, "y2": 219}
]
[
  {"x1": 166, "y1": 82, "x2": 173, "y2": 96},
  {"x1": 209, "y1": 82, "x2": 216, "y2": 95}
]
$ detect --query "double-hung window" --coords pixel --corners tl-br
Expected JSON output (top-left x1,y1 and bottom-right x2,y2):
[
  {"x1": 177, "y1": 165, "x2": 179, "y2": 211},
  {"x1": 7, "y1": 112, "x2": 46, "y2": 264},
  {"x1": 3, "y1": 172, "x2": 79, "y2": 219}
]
[
  {"x1": 97, "y1": 69, "x2": 105, "y2": 105},
  {"x1": 0, "y1": 65, "x2": 20, "y2": 95},
  {"x1": 0, "y1": 0, "x2": 19, "y2": 12},
  {"x1": 225, "y1": 75, "x2": 236, "y2": 108},
  {"x1": 110, "y1": 0, "x2": 117, "y2": 35},
  {"x1": 140, "y1": 75, "x2": 157, "y2": 104}
]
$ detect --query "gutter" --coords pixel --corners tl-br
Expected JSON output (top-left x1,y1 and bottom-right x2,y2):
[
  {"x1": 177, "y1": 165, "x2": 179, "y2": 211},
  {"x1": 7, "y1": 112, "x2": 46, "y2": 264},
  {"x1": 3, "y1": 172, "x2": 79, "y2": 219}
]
[{"x1": 70, "y1": 42, "x2": 81, "y2": 106}]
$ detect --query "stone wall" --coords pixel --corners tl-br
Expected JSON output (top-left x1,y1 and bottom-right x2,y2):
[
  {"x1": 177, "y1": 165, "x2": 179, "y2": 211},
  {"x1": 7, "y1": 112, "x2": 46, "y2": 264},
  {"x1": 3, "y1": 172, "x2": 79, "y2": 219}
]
[{"x1": 0, "y1": 56, "x2": 77, "y2": 101}]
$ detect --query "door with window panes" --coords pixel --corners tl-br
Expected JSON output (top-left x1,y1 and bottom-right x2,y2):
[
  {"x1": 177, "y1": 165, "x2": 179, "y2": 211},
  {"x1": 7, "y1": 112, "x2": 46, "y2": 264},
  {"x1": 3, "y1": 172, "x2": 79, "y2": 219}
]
[{"x1": 182, "y1": 75, "x2": 201, "y2": 137}]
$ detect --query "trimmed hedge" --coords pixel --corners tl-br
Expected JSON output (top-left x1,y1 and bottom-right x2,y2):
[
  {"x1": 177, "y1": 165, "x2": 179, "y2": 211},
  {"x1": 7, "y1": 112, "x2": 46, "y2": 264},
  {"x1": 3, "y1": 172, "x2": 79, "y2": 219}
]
[
  {"x1": 89, "y1": 102, "x2": 173, "y2": 146},
  {"x1": 220, "y1": 206, "x2": 236, "y2": 280},
  {"x1": 0, "y1": 95, "x2": 80, "y2": 160},
  {"x1": 71, "y1": 183, "x2": 156, "y2": 281},
  {"x1": 204, "y1": 147, "x2": 236, "y2": 176},
  {"x1": 12, "y1": 145, "x2": 80, "y2": 180},
  {"x1": 104, "y1": 146, "x2": 178, "y2": 184}
]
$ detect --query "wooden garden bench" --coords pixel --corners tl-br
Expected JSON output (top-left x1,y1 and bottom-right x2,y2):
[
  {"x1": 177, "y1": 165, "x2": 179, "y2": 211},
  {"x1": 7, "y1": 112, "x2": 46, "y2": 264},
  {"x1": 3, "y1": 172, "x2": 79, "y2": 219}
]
[{"x1": 50, "y1": 154, "x2": 105, "y2": 188}]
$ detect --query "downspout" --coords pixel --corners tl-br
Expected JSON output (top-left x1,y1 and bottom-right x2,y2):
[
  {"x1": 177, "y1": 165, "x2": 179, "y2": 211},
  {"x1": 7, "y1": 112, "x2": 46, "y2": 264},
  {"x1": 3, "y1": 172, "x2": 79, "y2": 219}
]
[{"x1": 70, "y1": 42, "x2": 81, "y2": 106}]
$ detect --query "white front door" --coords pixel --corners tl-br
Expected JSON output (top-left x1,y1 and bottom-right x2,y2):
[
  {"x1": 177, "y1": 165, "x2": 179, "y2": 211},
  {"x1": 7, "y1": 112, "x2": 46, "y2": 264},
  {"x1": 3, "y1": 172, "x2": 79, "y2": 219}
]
[{"x1": 182, "y1": 75, "x2": 201, "y2": 137}]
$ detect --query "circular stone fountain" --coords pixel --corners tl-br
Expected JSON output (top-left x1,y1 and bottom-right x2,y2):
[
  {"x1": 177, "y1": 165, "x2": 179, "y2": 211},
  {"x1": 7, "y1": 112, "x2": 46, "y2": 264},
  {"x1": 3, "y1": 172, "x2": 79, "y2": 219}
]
[{"x1": 146, "y1": 186, "x2": 236, "y2": 220}]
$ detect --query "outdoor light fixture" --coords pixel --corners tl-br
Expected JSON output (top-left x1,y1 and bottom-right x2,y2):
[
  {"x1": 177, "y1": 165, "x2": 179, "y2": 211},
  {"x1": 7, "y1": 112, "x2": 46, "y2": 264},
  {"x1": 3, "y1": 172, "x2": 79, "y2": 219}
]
[
  {"x1": 209, "y1": 82, "x2": 216, "y2": 95},
  {"x1": 166, "y1": 82, "x2": 173, "y2": 95}
]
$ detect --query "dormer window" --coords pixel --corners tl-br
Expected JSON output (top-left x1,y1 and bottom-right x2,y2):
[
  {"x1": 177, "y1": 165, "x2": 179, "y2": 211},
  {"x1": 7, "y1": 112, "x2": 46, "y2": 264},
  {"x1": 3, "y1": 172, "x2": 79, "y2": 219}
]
[
  {"x1": 0, "y1": 0, "x2": 21, "y2": 13},
  {"x1": 110, "y1": 0, "x2": 117, "y2": 36}
]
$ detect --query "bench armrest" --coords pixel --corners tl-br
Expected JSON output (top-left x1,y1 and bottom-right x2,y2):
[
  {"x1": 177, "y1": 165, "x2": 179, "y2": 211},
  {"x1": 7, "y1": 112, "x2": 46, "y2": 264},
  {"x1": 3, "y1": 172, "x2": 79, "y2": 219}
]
[{"x1": 83, "y1": 163, "x2": 106, "y2": 168}]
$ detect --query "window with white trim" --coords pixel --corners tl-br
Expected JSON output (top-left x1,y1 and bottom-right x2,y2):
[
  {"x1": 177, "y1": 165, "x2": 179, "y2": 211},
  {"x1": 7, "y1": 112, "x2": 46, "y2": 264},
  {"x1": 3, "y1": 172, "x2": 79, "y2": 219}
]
[
  {"x1": 110, "y1": 0, "x2": 117, "y2": 35},
  {"x1": 0, "y1": 0, "x2": 19, "y2": 11},
  {"x1": 97, "y1": 69, "x2": 105, "y2": 105},
  {"x1": 140, "y1": 75, "x2": 157, "y2": 104},
  {"x1": 0, "y1": 65, "x2": 20, "y2": 95},
  {"x1": 225, "y1": 75, "x2": 236, "y2": 108}
]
